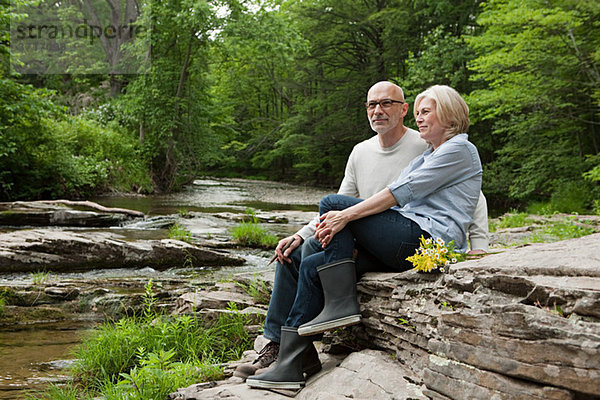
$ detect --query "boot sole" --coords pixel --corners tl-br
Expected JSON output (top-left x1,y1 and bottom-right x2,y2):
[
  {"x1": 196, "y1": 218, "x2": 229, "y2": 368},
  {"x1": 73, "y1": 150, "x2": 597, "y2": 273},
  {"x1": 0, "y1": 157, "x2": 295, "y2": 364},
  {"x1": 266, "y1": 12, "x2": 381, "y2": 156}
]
[
  {"x1": 298, "y1": 315, "x2": 361, "y2": 336},
  {"x1": 246, "y1": 378, "x2": 305, "y2": 389}
]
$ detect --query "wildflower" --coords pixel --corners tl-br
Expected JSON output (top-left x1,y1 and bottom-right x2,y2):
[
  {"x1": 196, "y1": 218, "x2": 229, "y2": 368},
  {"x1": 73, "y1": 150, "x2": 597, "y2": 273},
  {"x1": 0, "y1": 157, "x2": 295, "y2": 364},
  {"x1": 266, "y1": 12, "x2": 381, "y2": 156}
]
[{"x1": 406, "y1": 236, "x2": 462, "y2": 273}]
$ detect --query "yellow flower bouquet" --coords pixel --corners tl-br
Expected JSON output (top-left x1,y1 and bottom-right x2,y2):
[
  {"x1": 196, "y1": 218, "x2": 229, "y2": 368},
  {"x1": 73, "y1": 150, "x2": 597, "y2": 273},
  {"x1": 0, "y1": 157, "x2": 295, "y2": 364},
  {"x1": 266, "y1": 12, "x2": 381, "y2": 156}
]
[{"x1": 406, "y1": 235, "x2": 464, "y2": 273}]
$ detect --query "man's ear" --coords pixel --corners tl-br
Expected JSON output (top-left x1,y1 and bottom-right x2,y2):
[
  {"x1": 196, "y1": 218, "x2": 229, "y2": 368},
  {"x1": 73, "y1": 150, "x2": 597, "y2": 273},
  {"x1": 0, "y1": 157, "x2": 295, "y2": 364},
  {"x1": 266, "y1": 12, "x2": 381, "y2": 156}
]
[{"x1": 401, "y1": 102, "x2": 409, "y2": 117}]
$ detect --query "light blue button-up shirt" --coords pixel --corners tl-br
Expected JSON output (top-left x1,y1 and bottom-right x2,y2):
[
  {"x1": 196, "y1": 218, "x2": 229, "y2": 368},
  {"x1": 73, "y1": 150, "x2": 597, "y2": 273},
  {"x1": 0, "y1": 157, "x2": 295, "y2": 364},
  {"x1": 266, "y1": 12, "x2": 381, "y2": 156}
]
[{"x1": 387, "y1": 133, "x2": 482, "y2": 252}]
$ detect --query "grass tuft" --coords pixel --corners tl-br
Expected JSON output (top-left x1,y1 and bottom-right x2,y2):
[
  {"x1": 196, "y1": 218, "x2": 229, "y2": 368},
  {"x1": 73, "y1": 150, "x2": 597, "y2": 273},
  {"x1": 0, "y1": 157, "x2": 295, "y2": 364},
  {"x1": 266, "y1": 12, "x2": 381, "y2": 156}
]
[
  {"x1": 489, "y1": 211, "x2": 534, "y2": 232},
  {"x1": 168, "y1": 222, "x2": 193, "y2": 243}
]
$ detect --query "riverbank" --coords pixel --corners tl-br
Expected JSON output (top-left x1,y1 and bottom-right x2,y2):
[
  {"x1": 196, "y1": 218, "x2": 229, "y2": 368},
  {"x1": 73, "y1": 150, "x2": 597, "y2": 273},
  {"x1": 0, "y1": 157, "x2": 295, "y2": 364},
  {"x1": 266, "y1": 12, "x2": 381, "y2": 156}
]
[{"x1": 1, "y1": 178, "x2": 599, "y2": 399}]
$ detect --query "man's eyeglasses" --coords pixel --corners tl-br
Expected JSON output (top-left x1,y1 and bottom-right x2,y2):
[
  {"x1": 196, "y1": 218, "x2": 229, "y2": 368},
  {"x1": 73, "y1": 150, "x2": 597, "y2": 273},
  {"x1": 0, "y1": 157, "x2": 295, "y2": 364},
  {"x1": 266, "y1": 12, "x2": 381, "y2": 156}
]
[{"x1": 364, "y1": 99, "x2": 404, "y2": 110}]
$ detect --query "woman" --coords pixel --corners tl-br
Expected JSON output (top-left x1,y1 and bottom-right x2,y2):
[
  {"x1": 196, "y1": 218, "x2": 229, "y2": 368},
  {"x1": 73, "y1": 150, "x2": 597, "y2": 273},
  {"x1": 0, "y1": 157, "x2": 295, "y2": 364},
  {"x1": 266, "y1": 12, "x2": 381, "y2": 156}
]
[{"x1": 247, "y1": 85, "x2": 482, "y2": 390}]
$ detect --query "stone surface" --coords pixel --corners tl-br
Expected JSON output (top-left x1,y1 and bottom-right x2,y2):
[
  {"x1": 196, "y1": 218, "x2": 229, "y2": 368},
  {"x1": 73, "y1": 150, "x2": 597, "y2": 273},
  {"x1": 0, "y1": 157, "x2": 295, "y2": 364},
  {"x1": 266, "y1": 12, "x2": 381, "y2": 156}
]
[
  {"x1": 169, "y1": 345, "x2": 427, "y2": 400},
  {"x1": 0, "y1": 229, "x2": 244, "y2": 272},
  {"x1": 170, "y1": 233, "x2": 600, "y2": 399},
  {"x1": 353, "y1": 233, "x2": 600, "y2": 399},
  {"x1": 0, "y1": 200, "x2": 143, "y2": 227}
]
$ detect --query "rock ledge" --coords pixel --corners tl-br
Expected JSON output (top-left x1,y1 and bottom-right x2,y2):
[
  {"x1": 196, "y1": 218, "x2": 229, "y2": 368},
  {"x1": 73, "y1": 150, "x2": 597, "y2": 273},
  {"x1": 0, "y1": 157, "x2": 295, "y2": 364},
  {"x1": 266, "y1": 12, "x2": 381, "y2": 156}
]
[{"x1": 171, "y1": 233, "x2": 600, "y2": 399}]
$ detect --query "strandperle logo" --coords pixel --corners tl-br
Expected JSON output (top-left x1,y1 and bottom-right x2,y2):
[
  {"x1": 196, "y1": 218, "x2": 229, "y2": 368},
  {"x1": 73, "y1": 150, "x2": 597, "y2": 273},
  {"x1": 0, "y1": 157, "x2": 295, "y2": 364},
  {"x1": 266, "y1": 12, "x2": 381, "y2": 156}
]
[
  {"x1": 10, "y1": 0, "x2": 149, "y2": 75},
  {"x1": 14, "y1": 18, "x2": 143, "y2": 44}
]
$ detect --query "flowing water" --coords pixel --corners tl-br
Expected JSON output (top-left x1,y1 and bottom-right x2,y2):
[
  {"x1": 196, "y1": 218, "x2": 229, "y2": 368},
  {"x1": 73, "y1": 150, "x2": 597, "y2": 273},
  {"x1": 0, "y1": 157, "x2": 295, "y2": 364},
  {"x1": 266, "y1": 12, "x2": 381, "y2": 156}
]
[{"x1": 0, "y1": 177, "x2": 332, "y2": 399}]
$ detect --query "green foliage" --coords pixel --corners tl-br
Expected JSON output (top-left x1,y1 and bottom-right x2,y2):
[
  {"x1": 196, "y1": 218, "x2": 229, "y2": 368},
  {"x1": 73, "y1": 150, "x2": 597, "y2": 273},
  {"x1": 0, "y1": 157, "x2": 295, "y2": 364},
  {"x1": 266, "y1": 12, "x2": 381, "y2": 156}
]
[
  {"x1": 168, "y1": 222, "x2": 193, "y2": 244},
  {"x1": 466, "y1": 0, "x2": 600, "y2": 208},
  {"x1": 525, "y1": 182, "x2": 593, "y2": 215},
  {"x1": 490, "y1": 211, "x2": 534, "y2": 232},
  {"x1": 526, "y1": 202, "x2": 556, "y2": 216},
  {"x1": 71, "y1": 298, "x2": 252, "y2": 396},
  {"x1": 243, "y1": 207, "x2": 259, "y2": 224},
  {"x1": 106, "y1": 349, "x2": 221, "y2": 400},
  {"x1": 27, "y1": 383, "x2": 94, "y2": 400},
  {"x1": 142, "y1": 279, "x2": 157, "y2": 320},
  {"x1": 593, "y1": 200, "x2": 600, "y2": 216},
  {"x1": 548, "y1": 181, "x2": 592, "y2": 214},
  {"x1": 0, "y1": 77, "x2": 150, "y2": 200},
  {"x1": 397, "y1": 317, "x2": 416, "y2": 331},
  {"x1": 529, "y1": 217, "x2": 596, "y2": 243}
]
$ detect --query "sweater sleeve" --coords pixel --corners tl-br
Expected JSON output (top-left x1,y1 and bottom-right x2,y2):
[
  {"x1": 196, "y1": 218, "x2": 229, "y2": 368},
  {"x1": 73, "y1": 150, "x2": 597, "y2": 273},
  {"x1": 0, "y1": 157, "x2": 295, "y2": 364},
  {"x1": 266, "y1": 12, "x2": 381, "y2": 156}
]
[
  {"x1": 468, "y1": 191, "x2": 489, "y2": 251},
  {"x1": 295, "y1": 216, "x2": 318, "y2": 240}
]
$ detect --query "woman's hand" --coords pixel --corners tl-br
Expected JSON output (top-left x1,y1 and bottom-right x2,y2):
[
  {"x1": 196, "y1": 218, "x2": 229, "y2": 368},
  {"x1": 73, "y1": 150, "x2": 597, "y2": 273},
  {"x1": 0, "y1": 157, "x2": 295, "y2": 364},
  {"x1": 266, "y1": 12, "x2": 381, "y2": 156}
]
[{"x1": 315, "y1": 210, "x2": 349, "y2": 248}]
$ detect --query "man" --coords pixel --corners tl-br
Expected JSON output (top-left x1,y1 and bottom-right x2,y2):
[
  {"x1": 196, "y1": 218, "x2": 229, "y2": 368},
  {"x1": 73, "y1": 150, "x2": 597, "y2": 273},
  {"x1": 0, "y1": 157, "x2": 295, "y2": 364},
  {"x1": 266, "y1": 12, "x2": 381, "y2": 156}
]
[{"x1": 234, "y1": 81, "x2": 488, "y2": 379}]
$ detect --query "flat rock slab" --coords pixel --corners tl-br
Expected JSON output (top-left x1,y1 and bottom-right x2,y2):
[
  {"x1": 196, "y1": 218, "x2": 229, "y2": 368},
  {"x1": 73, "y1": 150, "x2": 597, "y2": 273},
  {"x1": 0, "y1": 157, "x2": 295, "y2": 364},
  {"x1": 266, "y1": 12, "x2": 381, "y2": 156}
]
[
  {"x1": 169, "y1": 349, "x2": 423, "y2": 400},
  {"x1": 0, "y1": 229, "x2": 244, "y2": 272},
  {"x1": 0, "y1": 200, "x2": 144, "y2": 227}
]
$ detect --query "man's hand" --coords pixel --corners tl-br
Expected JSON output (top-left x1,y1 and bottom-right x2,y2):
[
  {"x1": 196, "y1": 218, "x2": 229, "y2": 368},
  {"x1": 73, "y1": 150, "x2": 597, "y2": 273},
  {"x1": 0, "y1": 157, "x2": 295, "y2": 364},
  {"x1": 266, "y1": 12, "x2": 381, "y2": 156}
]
[{"x1": 273, "y1": 234, "x2": 303, "y2": 264}]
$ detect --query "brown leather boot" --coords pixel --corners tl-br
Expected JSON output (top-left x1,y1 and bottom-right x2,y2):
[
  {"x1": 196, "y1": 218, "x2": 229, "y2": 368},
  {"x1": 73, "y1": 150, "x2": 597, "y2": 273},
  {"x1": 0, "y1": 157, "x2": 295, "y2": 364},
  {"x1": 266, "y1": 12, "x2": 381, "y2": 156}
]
[{"x1": 233, "y1": 341, "x2": 279, "y2": 380}]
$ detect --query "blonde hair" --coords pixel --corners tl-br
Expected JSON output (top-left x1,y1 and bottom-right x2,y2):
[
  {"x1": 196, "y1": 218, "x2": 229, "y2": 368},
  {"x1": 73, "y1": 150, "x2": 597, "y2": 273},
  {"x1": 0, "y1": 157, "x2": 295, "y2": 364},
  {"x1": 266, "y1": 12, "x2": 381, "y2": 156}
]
[{"x1": 414, "y1": 85, "x2": 469, "y2": 139}]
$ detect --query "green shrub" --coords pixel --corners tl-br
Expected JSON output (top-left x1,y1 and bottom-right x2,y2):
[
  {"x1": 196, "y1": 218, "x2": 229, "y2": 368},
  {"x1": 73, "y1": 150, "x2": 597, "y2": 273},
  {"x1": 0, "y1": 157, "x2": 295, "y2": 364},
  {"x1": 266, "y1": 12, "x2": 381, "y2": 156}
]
[
  {"x1": 73, "y1": 309, "x2": 251, "y2": 389},
  {"x1": 103, "y1": 349, "x2": 222, "y2": 400},
  {"x1": 548, "y1": 181, "x2": 591, "y2": 214},
  {"x1": 71, "y1": 280, "x2": 253, "y2": 393},
  {"x1": 0, "y1": 78, "x2": 151, "y2": 200},
  {"x1": 526, "y1": 201, "x2": 555, "y2": 216}
]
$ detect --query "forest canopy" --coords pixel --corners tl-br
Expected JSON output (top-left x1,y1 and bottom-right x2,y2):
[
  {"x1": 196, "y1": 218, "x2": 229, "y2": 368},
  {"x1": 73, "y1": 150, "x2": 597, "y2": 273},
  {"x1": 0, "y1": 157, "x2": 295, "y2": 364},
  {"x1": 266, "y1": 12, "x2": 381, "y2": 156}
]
[{"x1": 2, "y1": 0, "x2": 599, "y2": 213}]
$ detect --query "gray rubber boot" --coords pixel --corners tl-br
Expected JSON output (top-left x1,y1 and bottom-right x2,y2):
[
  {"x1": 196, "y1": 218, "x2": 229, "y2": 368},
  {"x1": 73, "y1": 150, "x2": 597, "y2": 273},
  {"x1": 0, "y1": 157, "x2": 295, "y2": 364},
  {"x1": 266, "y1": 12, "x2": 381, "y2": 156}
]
[
  {"x1": 298, "y1": 259, "x2": 361, "y2": 336},
  {"x1": 254, "y1": 341, "x2": 322, "y2": 377},
  {"x1": 246, "y1": 326, "x2": 317, "y2": 389}
]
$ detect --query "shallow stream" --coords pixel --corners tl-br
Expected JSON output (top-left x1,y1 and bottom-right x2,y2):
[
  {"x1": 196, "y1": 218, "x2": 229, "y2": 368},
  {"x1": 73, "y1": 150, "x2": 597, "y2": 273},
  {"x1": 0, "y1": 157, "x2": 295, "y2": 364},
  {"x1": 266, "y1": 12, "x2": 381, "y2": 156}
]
[{"x1": 0, "y1": 177, "x2": 332, "y2": 399}]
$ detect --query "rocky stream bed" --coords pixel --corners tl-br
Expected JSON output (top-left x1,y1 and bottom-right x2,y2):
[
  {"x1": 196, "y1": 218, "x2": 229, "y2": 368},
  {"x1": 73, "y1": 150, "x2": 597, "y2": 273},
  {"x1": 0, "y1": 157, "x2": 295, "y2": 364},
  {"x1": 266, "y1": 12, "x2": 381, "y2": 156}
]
[{"x1": 1, "y1": 179, "x2": 599, "y2": 399}]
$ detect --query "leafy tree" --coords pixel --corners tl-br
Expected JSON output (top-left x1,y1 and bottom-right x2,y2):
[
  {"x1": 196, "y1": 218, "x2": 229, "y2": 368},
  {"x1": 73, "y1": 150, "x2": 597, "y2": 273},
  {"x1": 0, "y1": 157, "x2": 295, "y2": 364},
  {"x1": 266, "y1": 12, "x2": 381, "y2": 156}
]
[
  {"x1": 121, "y1": 0, "x2": 222, "y2": 191},
  {"x1": 466, "y1": 0, "x2": 600, "y2": 209},
  {"x1": 269, "y1": 0, "x2": 421, "y2": 185},
  {"x1": 209, "y1": 1, "x2": 308, "y2": 177}
]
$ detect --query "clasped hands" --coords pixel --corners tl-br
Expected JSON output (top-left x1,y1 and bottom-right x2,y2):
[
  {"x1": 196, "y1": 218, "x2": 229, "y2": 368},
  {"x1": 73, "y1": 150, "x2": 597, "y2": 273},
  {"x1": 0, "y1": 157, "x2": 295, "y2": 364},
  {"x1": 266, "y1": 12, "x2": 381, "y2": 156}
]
[{"x1": 315, "y1": 210, "x2": 348, "y2": 248}]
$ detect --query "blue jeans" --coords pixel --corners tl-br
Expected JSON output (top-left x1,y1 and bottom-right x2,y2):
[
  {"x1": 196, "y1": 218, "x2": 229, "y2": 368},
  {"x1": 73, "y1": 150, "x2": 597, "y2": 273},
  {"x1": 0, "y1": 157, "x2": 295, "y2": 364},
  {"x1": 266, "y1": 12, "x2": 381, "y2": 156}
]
[
  {"x1": 284, "y1": 194, "x2": 429, "y2": 328},
  {"x1": 263, "y1": 237, "x2": 323, "y2": 343}
]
